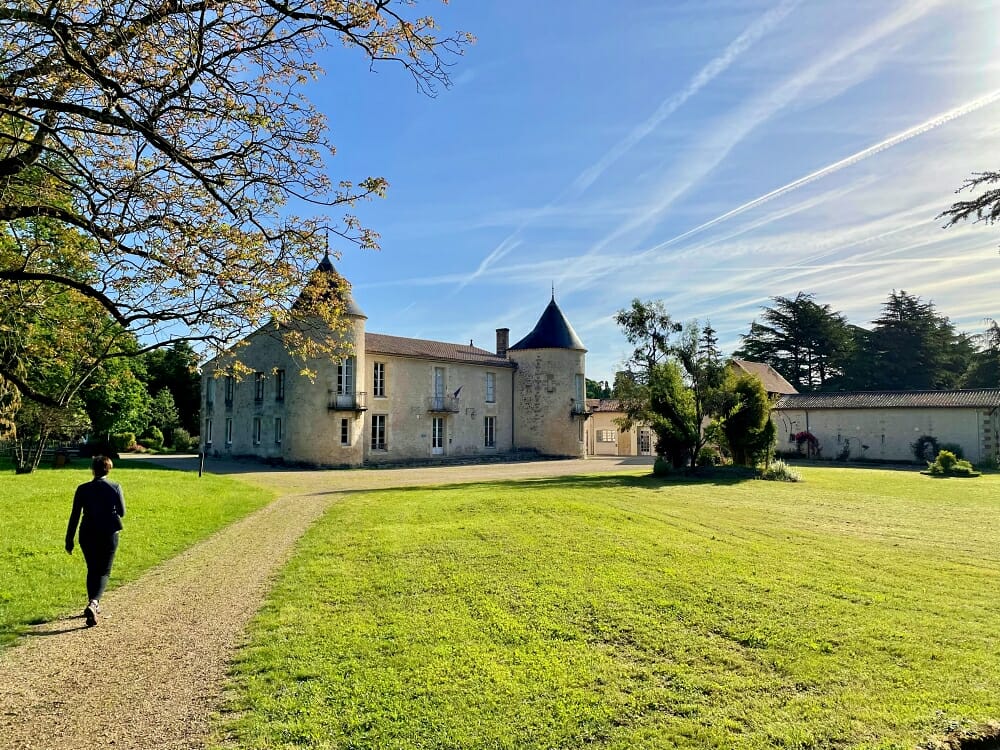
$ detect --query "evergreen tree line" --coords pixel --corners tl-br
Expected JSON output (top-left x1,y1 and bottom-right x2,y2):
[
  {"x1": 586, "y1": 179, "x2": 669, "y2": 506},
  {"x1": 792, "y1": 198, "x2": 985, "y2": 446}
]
[{"x1": 733, "y1": 290, "x2": 999, "y2": 393}]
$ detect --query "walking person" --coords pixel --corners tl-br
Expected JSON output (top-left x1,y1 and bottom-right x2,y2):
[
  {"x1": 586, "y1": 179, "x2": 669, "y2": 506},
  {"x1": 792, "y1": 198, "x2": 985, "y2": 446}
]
[{"x1": 65, "y1": 455, "x2": 126, "y2": 627}]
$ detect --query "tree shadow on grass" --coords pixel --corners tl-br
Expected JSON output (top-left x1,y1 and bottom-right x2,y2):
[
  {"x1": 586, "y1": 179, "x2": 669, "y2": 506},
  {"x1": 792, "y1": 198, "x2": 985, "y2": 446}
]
[{"x1": 317, "y1": 469, "x2": 756, "y2": 497}]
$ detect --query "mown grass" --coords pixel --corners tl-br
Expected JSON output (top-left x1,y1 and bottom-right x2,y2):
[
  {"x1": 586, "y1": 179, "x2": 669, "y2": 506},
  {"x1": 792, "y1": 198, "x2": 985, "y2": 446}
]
[
  {"x1": 217, "y1": 466, "x2": 1000, "y2": 750},
  {"x1": 0, "y1": 457, "x2": 273, "y2": 646}
]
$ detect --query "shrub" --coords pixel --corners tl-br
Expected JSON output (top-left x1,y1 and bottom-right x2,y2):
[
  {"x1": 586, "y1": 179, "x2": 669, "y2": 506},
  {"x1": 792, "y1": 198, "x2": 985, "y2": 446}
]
[
  {"x1": 911, "y1": 435, "x2": 940, "y2": 463},
  {"x1": 950, "y1": 460, "x2": 977, "y2": 477},
  {"x1": 171, "y1": 428, "x2": 195, "y2": 452},
  {"x1": 759, "y1": 459, "x2": 800, "y2": 482},
  {"x1": 111, "y1": 432, "x2": 136, "y2": 453},
  {"x1": 652, "y1": 456, "x2": 672, "y2": 477},
  {"x1": 939, "y1": 442, "x2": 965, "y2": 460},
  {"x1": 926, "y1": 449, "x2": 980, "y2": 477},
  {"x1": 697, "y1": 445, "x2": 725, "y2": 467},
  {"x1": 141, "y1": 426, "x2": 164, "y2": 451}
]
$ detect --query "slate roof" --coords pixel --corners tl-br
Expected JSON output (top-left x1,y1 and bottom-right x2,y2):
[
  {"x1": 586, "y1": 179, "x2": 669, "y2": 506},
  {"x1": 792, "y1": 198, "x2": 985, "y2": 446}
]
[
  {"x1": 774, "y1": 389, "x2": 1000, "y2": 410},
  {"x1": 366, "y1": 333, "x2": 515, "y2": 368},
  {"x1": 730, "y1": 359, "x2": 798, "y2": 395},
  {"x1": 300, "y1": 253, "x2": 367, "y2": 318},
  {"x1": 509, "y1": 298, "x2": 586, "y2": 352}
]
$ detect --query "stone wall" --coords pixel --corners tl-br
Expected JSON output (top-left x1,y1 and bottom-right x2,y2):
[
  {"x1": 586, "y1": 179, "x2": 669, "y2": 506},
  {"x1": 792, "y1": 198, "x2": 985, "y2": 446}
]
[
  {"x1": 509, "y1": 347, "x2": 586, "y2": 457},
  {"x1": 363, "y1": 354, "x2": 514, "y2": 464},
  {"x1": 772, "y1": 407, "x2": 997, "y2": 463}
]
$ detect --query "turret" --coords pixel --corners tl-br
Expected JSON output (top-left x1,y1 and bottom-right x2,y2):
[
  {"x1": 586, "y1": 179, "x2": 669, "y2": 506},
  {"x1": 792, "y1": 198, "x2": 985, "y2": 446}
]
[{"x1": 508, "y1": 295, "x2": 587, "y2": 457}]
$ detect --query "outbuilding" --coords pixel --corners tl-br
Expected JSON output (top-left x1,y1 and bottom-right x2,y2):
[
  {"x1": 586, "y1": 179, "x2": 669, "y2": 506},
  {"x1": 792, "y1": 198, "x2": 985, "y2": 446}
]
[{"x1": 772, "y1": 389, "x2": 1000, "y2": 463}]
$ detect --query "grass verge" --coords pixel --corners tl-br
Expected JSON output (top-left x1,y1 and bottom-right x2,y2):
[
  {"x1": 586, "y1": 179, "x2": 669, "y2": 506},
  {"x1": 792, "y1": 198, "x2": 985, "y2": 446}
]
[
  {"x1": 0, "y1": 457, "x2": 273, "y2": 647},
  {"x1": 216, "y1": 466, "x2": 1000, "y2": 750}
]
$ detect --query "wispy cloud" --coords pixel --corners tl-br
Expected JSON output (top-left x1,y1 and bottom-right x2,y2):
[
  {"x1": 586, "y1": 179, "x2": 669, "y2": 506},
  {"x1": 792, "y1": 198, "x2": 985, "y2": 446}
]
[
  {"x1": 450, "y1": 0, "x2": 799, "y2": 295},
  {"x1": 571, "y1": 0, "x2": 802, "y2": 193},
  {"x1": 453, "y1": 235, "x2": 522, "y2": 293},
  {"x1": 641, "y1": 88, "x2": 1000, "y2": 256},
  {"x1": 563, "y1": 0, "x2": 950, "y2": 283}
]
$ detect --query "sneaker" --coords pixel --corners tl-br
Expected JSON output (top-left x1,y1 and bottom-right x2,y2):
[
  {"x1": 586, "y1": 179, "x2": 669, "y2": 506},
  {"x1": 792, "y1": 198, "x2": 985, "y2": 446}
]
[{"x1": 84, "y1": 601, "x2": 98, "y2": 627}]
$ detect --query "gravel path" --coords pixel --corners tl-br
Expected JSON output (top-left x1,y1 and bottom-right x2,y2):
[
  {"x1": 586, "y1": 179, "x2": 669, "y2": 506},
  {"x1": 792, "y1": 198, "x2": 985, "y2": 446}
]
[{"x1": 0, "y1": 456, "x2": 651, "y2": 749}]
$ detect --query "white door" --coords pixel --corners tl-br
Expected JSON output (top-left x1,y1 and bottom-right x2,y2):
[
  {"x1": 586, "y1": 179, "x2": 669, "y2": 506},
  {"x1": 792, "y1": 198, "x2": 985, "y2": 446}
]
[{"x1": 432, "y1": 417, "x2": 445, "y2": 455}]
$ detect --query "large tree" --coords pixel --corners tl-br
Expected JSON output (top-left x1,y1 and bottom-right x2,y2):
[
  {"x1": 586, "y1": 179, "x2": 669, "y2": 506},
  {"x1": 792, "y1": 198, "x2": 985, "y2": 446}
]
[
  {"x1": 0, "y1": 1, "x2": 469, "y2": 410},
  {"x1": 959, "y1": 319, "x2": 1000, "y2": 389},
  {"x1": 734, "y1": 292, "x2": 852, "y2": 392},
  {"x1": 940, "y1": 171, "x2": 1000, "y2": 230},
  {"x1": 861, "y1": 290, "x2": 973, "y2": 391},
  {"x1": 614, "y1": 300, "x2": 728, "y2": 469},
  {"x1": 140, "y1": 342, "x2": 200, "y2": 434}
]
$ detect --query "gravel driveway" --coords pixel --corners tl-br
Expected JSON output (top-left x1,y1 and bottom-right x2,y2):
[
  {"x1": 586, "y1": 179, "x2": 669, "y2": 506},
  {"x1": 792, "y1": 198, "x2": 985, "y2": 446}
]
[{"x1": 0, "y1": 455, "x2": 651, "y2": 749}]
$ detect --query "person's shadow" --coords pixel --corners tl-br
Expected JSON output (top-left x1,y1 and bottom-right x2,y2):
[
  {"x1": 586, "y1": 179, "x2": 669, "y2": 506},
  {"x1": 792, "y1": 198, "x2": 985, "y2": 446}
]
[{"x1": 20, "y1": 614, "x2": 91, "y2": 637}]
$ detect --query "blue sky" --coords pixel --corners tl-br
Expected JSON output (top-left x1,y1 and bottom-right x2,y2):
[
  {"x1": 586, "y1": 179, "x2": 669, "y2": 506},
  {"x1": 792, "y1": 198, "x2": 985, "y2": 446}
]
[{"x1": 311, "y1": 0, "x2": 1000, "y2": 383}]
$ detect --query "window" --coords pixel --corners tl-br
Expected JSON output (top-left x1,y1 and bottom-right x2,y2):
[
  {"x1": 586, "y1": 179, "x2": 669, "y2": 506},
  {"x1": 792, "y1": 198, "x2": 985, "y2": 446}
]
[
  {"x1": 337, "y1": 357, "x2": 355, "y2": 394},
  {"x1": 252, "y1": 417, "x2": 262, "y2": 445},
  {"x1": 371, "y1": 414, "x2": 386, "y2": 450},
  {"x1": 225, "y1": 418, "x2": 233, "y2": 445},
  {"x1": 373, "y1": 362, "x2": 386, "y2": 398},
  {"x1": 225, "y1": 375, "x2": 235, "y2": 405},
  {"x1": 205, "y1": 378, "x2": 215, "y2": 406},
  {"x1": 205, "y1": 418, "x2": 213, "y2": 445},
  {"x1": 340, "y1": 418, "x2": 350, "y2": 446},
  {"x1": 254, "y1": 372, "x2": 265, "y2": 401},
  {"x1": 484, "y1": 416, "x2": 496, "y2": 447},
  {"x1": 275, "y1": 369, "x2": 285, "y2": 401},
  {"x1": 274, "y1": 417, "x2": 282, "y2": 445},
  {"x1": 574, "y1": 373, "x2": 584, "y2": 403},
  {"x1": 485, "y1": 372, "x2": 496, "y2": 403},
  {"x1": 597, "y1": 430, "x2": 616, "y2": 442}
]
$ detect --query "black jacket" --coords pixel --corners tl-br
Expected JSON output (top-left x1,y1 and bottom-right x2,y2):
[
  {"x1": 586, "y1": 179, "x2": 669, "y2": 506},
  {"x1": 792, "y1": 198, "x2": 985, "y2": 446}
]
[{"x1": 66, "y1": 477, "x2": 126, "y2": 544}]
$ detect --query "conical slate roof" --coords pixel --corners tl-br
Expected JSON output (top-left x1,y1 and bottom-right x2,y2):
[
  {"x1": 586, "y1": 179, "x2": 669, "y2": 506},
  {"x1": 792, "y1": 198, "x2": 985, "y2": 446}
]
[
  {"x1": 510, "y1": 297, "x2": 586, "y2": 352},
  {"x1": 298, "y1": 253, "x2": 366, "y2": 318}
]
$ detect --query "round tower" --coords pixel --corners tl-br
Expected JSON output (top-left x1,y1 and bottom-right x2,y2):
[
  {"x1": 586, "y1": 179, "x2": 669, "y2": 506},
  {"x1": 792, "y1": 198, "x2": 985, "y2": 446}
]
[
  {"x1": 288, "y1": 253, "x2": 368, "y2": 467},
  {"x1": 507, "y1": 295, "x2": 587, "y2": 457}
]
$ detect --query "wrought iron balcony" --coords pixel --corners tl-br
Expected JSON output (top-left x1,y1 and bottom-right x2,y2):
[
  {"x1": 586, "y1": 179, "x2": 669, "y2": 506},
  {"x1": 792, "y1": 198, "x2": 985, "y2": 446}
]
[
  {"x1": 570, "y1": 400, "x2": 592, "y2": 419},
  {"x1": 426, "y1": 395, "x2": 460, "y2": 413},
  {"x1": 328, "y1": 391, "x2": 367, "y2": 412}
]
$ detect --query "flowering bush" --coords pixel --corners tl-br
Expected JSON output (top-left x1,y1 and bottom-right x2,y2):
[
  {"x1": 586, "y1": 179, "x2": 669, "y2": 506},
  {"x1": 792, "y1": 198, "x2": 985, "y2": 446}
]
[
  {"x1": 793, "y1": 431, "x2": 821, "y2": 458},
  {"x1": 759, "y1": 459, "x2": 800, "y2": 482}
]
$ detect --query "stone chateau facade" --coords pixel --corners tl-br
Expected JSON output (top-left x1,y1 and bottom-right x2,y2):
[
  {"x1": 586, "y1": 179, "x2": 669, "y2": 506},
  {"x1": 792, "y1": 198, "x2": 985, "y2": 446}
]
[{"x1": 200, "y1": 258, "x2": 588, "y2": 466}]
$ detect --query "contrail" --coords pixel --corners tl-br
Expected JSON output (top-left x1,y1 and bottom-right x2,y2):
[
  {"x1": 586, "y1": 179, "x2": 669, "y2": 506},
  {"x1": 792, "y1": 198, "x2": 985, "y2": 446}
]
[
  {"x1": 572, "y1": 0, "x2": 801, "y2": 192},
  {"x1": 643, "y1": 88, "x2": 1000, "y2": 255},
  {"x1": 453, "y1": 236, "x2": 522, "y2": 293},
  {"x1": 453, "y1": 0, "x2": 799, "y2": 294}
]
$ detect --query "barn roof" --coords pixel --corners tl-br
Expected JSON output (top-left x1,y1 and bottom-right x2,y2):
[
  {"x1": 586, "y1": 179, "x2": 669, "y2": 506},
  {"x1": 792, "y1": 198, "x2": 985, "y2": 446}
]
[{"x1": 774, "y1": 389, "x2": 1000, "y2": 410}]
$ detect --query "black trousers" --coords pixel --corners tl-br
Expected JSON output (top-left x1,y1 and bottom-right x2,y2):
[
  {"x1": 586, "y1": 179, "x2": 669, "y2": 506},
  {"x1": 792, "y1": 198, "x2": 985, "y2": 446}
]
[{"x1": 79, "y1": 531, "x2": 119, "y2": 601}]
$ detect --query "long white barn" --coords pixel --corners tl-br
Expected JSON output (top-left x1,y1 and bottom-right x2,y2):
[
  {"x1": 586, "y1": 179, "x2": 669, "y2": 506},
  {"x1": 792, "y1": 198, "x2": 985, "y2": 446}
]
[{"x1": 200, "y1": 258, "x2": 589, "y2": 466}]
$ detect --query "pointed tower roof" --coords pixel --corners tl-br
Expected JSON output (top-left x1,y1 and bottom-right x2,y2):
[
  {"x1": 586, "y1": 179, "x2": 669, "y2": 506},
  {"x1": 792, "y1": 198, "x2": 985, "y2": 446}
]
[
  {"x1": 510, "y1": 296, "x2": 586, "y2": 352},
  {"x1": 295, "y1": 252, "x2": 367, "y2": 318}
]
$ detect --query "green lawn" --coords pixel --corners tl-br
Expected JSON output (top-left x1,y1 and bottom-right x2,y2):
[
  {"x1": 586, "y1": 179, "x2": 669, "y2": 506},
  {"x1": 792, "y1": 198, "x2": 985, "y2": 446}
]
[
  {"x1": 0, "y1": 458, "x2": 273, "y2": 646},
  {"x1": 216, "y1": 466, "x2": 1000, "y2": 750}
]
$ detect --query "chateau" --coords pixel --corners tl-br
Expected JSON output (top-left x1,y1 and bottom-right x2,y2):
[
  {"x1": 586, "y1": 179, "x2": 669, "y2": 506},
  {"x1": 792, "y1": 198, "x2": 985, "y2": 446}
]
[{"x1": 201, "y1": 258, "x2": 589, "y2": 466}]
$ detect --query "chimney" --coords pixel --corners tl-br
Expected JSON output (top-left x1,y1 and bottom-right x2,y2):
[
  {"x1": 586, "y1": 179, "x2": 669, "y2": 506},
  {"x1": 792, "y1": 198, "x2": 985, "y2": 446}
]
[{"x1": 496, "y1": 328, "x2": 509, "y2": 358}]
